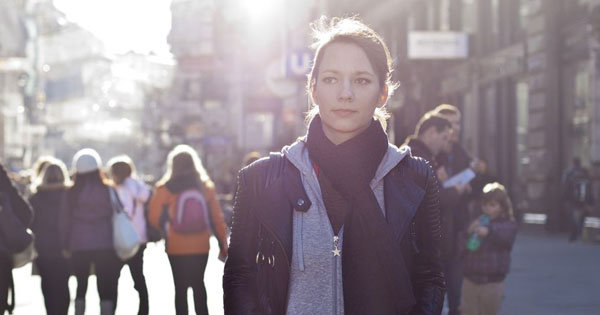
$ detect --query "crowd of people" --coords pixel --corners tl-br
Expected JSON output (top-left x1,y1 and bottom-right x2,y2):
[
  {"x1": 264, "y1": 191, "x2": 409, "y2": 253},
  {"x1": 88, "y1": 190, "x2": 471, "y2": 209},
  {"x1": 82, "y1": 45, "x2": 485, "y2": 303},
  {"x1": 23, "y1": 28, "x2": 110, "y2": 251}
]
[
  {"x1": 0, "y1": 16, "x2": 522, "y2": 315},
  {"x1": 1, "y1": 144, "x2": 228, "y2": 315}
]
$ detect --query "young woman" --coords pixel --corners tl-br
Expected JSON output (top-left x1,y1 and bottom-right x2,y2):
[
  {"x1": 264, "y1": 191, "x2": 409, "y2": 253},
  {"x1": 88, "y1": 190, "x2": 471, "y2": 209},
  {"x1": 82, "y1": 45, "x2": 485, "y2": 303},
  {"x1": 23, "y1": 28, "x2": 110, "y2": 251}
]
[
  {"x1": 224, "y1": 17, "x2": 445, "y2": 315},
  {"x1": 60, "y1": 148, "x2": 121, "y2": 315},
  {"x1": 108, "y1": 155, "x2": 151, "y2": 315},
  {"x1": 29, "y1": 158, "x2": 72, "y2": 315},
  {"x1": 459, "y1": 183, "x2": 518, "y2": 315},
  {"x1": 148, "y1": 144, "x2": 228, "y2": 315}
]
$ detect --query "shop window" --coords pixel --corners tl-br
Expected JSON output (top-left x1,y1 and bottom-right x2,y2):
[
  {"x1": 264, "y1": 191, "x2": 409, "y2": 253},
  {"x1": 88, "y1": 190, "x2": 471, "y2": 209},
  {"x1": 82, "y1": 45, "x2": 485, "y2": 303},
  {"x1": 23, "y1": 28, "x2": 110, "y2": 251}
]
[
  {"x1": 483, "y1": 86, "x2": 498, "y2": 173},
  {"x1": 44, "y1": 75, "x2": 84, "y2": 102},
  {"x1": 461, "y1": 0, "x2": 477, "y2": 33},
  {"x1": 491, "y1": 0, "x2": 500, "y2": 37},
  {"x1": 563, "y1": 60, "x2": 592, "y2": 167},
  {"x1": 515, "y1": 81, "x2": 528, "y2": 175},
  {"x1": 440, "y1": 0, "x2": 451, "y2": 31},
  {"x1": 427, "y1": 2, "x2": 438, "y2": 31},
  {"x1": 462, "y1": 92, "x2": 479, "y2": 156}
]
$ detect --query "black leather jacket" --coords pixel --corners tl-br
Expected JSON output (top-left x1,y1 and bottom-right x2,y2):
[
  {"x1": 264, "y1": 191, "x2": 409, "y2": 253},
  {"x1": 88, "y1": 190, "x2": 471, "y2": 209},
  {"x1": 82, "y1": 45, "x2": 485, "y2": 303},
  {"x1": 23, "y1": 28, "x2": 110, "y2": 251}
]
[
  {"x1": 223, "y1": 153, "x2": 445, "y2": 315},
  {"x1": 0, "y1": 164, "x2": 33, "y2": 255}
]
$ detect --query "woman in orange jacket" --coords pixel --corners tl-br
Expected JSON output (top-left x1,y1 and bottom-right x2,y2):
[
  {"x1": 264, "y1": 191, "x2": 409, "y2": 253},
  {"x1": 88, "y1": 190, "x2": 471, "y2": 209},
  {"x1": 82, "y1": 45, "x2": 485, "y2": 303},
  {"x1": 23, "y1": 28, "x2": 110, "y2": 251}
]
[{"x1": 148, "y1": 144, "x2": 228, "y2": 315}]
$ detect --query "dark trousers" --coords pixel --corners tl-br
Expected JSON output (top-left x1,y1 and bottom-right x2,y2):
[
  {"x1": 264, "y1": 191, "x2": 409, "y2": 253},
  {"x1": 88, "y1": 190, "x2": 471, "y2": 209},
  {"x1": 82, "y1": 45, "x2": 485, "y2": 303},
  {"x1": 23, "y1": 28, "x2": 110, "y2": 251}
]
[
  {"x1": 444, "y1": 255, "x2": 463, "y2": 315},
  {"x1": 72, "y1": 249, "x2": 122, "y2": 305},
  {"x1": 37, "y1": 256, "x2": 71, "y2": 315},
  {"x1": 566, "y1": 204, "x2": 587, "y2": 241},
  {"x1": 0, "y1": 254, "x2": 11, "y2": 314},
  {"x1": 122, "y1": 245, "x2": 148, "y2": 315},
  {"x1": 168, "y1": 254, "x2": 209, "y2": 315}
]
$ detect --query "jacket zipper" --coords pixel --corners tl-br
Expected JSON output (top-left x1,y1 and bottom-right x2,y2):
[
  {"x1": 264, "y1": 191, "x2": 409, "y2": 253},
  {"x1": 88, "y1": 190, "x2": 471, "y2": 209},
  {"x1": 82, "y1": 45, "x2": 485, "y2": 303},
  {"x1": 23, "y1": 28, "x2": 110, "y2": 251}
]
[{"x1": 332, "y1": 234, "x2": 339, "y2": 315}]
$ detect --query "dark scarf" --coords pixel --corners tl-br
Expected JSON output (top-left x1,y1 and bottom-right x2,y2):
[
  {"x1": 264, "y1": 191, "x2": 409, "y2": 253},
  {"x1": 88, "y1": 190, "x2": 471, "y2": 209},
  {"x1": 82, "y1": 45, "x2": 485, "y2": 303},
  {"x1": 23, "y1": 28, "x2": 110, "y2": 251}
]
[{"x1": 306, "y1": 115, "x2": 415, "y2": 314}]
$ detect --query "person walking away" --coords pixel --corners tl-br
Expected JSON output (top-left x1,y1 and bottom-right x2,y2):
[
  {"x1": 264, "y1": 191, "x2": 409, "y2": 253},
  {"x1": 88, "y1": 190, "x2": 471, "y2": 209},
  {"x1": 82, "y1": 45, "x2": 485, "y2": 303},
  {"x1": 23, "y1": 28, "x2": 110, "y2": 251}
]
[
  {"x1": 108, "y1": 155, "x2": 151, "y2": 315},
  {"x1": 29, "y1": 158, "x2": 72, "y2": 315},
  {"x1": 60, "y1": 148, "x2": 122, "y2": 315},
  {"x1": 458, "y1": 182, "x2": 518, "y2": 315},
  {"x1": 224, "y1": 16, "x2": 445, "y2": 315},
  {"x1": 148, "y1": 144, "x2": 229, "y2": 315},
  {"x1": 24, "y1": 155, "x2": 54, "y2": 198},
  {"x1": 561, "y1": 157, "x2": 594, "y2": 242},
  {"x1": 0, "y1": 162, "x2": 33, "y2": 314}
]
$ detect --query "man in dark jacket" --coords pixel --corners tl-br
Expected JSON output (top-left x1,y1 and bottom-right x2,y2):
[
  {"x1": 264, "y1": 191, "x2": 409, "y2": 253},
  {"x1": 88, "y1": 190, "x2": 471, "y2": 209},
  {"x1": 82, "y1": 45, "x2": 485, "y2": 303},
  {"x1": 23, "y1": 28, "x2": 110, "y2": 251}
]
[
  {"x1": 561, "y1": 157, "x2": 594, "y2": 242},
  {"x1": 434, "y1": 104, "x2": 482, "y2": 315},
  {"x1": 0, "y1": 162, "x2": 34, "y2": 314},
  {"x1": 404, "y1": 112, "x2": 470, "y2": 315}
]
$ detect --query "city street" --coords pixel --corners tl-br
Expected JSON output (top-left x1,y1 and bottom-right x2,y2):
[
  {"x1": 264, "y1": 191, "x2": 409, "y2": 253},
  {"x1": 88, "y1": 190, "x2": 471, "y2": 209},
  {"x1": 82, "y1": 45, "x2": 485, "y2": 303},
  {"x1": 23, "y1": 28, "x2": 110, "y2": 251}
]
[
  {"x1": 11, "y1": 226, "x2": 600, "y2": 315},
  {"x1": 499, "y1": 226, "x2": 600, "y2": 315},
  {"x1": 13, "y1": 238, "x2": 226, "y2": 315}
]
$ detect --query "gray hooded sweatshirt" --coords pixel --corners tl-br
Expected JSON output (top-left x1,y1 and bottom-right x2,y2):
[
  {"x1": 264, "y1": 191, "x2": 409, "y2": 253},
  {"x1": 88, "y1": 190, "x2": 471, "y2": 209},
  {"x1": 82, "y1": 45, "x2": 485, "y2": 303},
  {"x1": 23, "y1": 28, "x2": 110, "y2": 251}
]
[{"x1": 283, "y1": 139, "x2": 410, "y2": 315}]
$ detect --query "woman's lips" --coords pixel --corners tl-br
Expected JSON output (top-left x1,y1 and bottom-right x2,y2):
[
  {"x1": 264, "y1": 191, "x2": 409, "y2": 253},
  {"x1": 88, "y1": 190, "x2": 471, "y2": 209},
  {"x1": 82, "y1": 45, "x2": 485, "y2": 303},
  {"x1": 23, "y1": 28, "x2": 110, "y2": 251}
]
[{"x1": 332, "y1": 109, "x2": 356, "y2": 117}]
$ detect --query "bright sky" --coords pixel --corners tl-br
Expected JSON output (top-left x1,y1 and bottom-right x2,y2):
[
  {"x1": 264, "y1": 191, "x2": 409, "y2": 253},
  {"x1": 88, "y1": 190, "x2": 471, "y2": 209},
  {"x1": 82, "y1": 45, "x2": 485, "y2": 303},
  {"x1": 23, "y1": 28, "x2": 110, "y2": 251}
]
[{"x1": 53, "y1": 0, "x2": 172, "y2": 57}]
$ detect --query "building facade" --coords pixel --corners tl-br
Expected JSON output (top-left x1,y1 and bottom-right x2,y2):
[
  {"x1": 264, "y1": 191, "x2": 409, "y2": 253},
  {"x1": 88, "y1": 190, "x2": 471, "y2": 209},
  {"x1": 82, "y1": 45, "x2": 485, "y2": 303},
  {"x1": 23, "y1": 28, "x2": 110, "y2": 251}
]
[{"x1": 327, "y1": 0, "x2": 599, "y2": 228}]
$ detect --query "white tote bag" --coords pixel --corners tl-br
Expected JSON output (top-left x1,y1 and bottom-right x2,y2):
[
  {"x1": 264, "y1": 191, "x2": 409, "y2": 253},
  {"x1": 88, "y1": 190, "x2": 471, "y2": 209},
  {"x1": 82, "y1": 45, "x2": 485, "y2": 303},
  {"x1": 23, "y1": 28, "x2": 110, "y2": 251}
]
[
  {"x1": 12, "y1": 234, "x2": 38, "y2": 268},
  {"x1": 109, "y1": 188, "x2": 141, "y2": 261}
]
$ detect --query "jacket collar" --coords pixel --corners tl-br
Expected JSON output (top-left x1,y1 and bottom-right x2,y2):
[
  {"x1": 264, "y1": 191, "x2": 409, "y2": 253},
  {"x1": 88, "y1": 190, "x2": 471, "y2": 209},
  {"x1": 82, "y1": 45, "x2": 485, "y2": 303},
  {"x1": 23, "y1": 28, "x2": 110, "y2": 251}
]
[{"x1": 282, "y1": 137, "x2": 411, "y2": 186}]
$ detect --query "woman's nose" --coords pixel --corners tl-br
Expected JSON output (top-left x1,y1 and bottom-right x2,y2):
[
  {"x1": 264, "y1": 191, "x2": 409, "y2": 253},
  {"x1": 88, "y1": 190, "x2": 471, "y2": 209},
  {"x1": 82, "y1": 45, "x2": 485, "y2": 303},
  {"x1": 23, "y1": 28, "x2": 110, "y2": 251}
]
[{"x1": 338, "y1": 80, "x2": 354, "y2": 102}]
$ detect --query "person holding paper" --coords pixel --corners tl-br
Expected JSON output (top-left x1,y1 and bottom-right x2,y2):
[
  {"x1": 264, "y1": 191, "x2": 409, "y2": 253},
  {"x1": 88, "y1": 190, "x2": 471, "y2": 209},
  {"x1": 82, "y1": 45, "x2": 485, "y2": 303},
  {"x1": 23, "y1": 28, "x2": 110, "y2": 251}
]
[
  {"x1": 434, "y1": 104, "x2": 480, "y2": 315},
  {"x1": 404, "y1": 112, "x2": 470, "y2": 315}
]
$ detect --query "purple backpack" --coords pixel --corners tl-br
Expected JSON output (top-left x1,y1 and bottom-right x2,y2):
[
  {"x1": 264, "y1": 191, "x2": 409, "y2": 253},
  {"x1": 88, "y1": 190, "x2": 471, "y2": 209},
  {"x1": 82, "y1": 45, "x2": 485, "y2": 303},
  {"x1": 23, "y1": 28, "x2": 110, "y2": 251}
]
[{"x1": 171, "y1": 189, "x2": 210, "y2": 233}]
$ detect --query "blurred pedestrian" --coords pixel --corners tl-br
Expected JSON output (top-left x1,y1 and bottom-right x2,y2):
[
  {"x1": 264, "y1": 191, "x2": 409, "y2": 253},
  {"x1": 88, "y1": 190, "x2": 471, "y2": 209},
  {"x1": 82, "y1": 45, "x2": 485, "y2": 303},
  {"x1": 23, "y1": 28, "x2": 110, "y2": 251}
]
[
  {"x1": 0, "y1": 162, "x2": 33, "y2": 314},
  {"x1": 561, "y1": 157, "x2": 594, "y2": 242},
  {"x1": 148, "y1": 144, "x2": 229, "y2": 315},
  {"x1": 29, "y1": 157, "x2": 72, "y2": 315},
  {"x1": 60, "y1": 148, "x2": 121, "y2": 315},
  {"x1": 242, "y1": 151, "x2": 261, "y2": 167},
  {"x1": 434, "y1": 103, "x2": 478, "y2": 315},
  {"x1": 21, "y1": 155, "x2": 54, "y2": 197},
  {"x1": 458, "y1": 183, "x2": 518, "y2": 315},
  {"x1": 224, "y1": 16, "x2": 445, "y2": 315},
  {"x1": 404, "y1": 112, "x2": 470, "y2": 315},
  {"x1": 108, "y1": 155, "x2": 151, "y2": 315}
]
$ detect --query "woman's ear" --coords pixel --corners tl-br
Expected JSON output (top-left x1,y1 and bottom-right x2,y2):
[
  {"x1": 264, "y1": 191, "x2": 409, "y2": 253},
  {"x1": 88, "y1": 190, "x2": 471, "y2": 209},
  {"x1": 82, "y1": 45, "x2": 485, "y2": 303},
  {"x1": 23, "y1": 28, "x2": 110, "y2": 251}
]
[{"x1": 378, "y1": 86, "x2": 389, "y2": 108}]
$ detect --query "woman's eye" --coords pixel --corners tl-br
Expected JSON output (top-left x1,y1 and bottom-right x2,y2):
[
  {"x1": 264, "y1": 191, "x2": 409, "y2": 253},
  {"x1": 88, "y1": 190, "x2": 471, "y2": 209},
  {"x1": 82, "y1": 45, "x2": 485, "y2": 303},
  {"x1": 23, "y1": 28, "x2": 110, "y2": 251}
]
[
  {"x1": 355, "y1": 78, "x2": 371, "y2": 85},
  {"x1": 322, "y1": 77, "x2": 337, "y2": 84}
]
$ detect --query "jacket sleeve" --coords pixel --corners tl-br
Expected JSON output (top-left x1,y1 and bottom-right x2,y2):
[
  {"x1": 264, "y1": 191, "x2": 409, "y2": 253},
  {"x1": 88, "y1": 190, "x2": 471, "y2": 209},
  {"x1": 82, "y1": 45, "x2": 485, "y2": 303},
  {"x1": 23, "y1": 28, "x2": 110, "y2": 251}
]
[
  {"x1": 204, "y1": 181, "x2": 228, "y2": 250},
  {"x1": 133, "y1": 179, "x2": 151, "y2": 203},
  {"x1": 148, "y1": 186, "x2": 167, "y2": 231},
  {"x1": 410, "y1": 162, "x2": 446, "y2": 315},
  {"x1": 0, "y1": 165, "x2": 33, "y2": 227},
  {"x1": 486, "y1": 220, "x2": 518, "y2": 250},
  {"x1": 223, "y1": 169, "x2": 259, "y2": 314}
]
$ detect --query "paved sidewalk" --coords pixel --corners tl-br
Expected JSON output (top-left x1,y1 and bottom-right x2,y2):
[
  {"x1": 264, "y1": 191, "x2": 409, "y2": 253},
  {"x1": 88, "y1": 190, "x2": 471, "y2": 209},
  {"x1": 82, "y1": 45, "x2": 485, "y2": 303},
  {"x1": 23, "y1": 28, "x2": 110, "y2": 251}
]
[
  {"x1": 12, "y1": 226, "x2": 600, "y2": 314},
  {"x1": 499, "y1": 226, "x2": 600, "y2": 315},
  {"x1": 12, "y1": 239, "x2": 225, "y2": 315}
]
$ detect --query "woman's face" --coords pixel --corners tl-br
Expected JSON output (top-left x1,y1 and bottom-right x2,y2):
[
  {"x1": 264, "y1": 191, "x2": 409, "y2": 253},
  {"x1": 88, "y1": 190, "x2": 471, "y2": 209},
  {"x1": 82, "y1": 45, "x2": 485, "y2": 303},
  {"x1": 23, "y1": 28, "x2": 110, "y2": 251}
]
[{"x1": 312, "y1": 42, "x2": 386, "y2": 145}]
